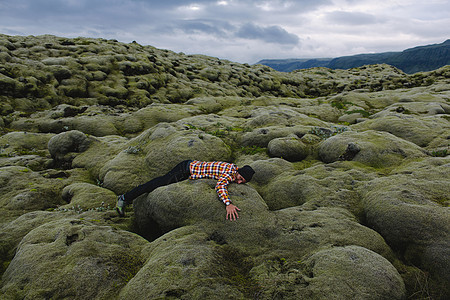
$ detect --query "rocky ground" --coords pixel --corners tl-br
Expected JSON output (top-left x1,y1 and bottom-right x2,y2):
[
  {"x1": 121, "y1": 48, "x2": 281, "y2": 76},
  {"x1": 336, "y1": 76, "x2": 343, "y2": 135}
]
[{"x1": 0, "y1": 34, "x2": 449, "y2": 299}]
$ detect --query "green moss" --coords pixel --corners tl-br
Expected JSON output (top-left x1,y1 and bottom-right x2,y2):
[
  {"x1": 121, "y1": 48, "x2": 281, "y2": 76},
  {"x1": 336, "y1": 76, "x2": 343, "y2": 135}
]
[
  {"x1": 0, "y1": 241, "x2": 11, "y2": 277},
  {"x1": 238, "y1": 145, "x2": 267, "y2": 155},
  {"x1": 431, "y1": 149, "x2": 448, "y2": 157},
  {"x1": 109, "y1": 252, "x2": 144, "y2": 284},
  {"x1": 432, "y1": 197, "x2": 449, "y2": 207},
  {"x1": 330, "y1": 98, "x2": 352, "y2": 110},
  {"x1": 292, "y1": 158, "x2": 322, "y2": 170},
  {"x1": 212, "y1": 245, "x2": 261, "y2": 298},
  {"x1": 345, "y1": 109, "x2": 371, "y2": 117}
]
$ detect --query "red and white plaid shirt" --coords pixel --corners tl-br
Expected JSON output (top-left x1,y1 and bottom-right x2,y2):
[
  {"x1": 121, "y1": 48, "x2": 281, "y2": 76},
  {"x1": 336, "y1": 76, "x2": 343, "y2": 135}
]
[{"x1": 189, "y1": 160, "x2": 237, "y2": 205}]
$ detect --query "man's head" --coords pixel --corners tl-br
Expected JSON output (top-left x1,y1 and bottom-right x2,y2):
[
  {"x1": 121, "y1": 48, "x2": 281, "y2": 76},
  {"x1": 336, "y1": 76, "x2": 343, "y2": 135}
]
[{"x1": 236, "y1": 165, "x2": 255, "y2": 183}]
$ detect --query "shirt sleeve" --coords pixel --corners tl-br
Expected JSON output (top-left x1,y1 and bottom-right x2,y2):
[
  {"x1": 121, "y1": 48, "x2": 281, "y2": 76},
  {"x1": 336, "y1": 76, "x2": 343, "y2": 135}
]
[{"x1": 215, "y1": 172, "x2": 233, "y2": 205}]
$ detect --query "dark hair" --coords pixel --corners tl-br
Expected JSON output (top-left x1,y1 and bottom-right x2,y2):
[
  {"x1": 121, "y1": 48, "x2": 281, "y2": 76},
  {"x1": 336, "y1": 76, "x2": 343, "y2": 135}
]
[{"x1": 237, "y1": 165, "x2": 255, "y2": 182}]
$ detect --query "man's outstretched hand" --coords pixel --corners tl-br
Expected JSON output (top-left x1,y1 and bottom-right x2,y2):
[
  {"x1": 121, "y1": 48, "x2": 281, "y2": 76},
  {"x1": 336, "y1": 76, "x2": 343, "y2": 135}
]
[{"x1": 226, "y1": 204, "x2": 241, "y2": 221}]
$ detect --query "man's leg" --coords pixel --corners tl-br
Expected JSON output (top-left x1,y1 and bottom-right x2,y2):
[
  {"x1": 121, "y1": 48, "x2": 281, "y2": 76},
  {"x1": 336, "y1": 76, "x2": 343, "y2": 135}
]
[{"x1": 116, "y1": 160, "x2": 192, "y2": 216}]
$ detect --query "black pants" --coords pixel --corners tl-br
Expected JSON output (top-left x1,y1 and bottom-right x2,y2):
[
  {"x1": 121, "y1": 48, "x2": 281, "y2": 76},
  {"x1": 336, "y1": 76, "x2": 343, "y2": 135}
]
[{"x1": 123, "y1": 160, "x2": 193, "y2": 204}]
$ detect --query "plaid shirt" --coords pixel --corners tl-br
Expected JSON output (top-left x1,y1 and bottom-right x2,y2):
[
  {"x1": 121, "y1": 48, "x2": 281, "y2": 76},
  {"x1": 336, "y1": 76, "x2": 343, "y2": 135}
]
[{"x1": 189, "y1": 160, "x2": 237, "y2": 205}]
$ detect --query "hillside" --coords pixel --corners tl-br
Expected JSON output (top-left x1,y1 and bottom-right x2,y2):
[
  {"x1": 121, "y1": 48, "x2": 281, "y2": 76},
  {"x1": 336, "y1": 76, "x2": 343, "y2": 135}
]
[
  {"x1": 0, "y1": 34, "x2": 449, "y2": 299},
  {"x1": 258, "y1": 40, "x2": 450, "y2": 73}
]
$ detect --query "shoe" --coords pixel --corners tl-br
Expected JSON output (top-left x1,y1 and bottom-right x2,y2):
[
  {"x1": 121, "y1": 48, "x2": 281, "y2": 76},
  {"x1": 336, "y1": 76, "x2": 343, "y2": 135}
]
[{"x1": 116, "y1": 194, "x2": 126, "y2": 217}]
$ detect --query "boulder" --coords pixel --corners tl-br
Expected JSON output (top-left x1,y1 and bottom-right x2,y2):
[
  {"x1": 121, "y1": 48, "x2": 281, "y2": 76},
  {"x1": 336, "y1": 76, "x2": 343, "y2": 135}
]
[
  {"x1": 0, "y1": 166, "x2": 66, "y2": 222},
  {"x1": 47, "y1": 130, "x2": 93, "y2": 160},
  {"x1": 338, "y1": 112, "x2": 365, "y2": 124},
  {"x1": 142, "y1": 129, "x2": 232, "y2": 176},
  {"x1": 133, "y1": 179, "x2": 272, "y2": 246},
  {"x1": 186, "y1": 96, "x2": 243, "y2": 114},
  {"x1": 131, "y1": 103, "x2": 201, "y2": 131},
  {"x1": 61, "y1": 182, "x2": 117, "y2": 211},
  {"x1": 272, "y1": 207, "x2": 393, "y2": 259},
  {"x1": 119, "y1": 226, "x2": 247, "y2": 299},
  {"x1": 1, "y1": 218, "x2": 148, "y2": 299},
  {"x1": 241, "y1": 125, "x2": 311, "y2": 148},
  {"x1": 247, "y1": 158, "x2": 294, "y2": 185},
  {"x1": 0, "y1": 211, "x2": 66, "y2": 275},
  {"x1": 260, "y1": 162, "x2": 375, "y2": 216},
  {"x1": 241, "y1": 106, "x2": 328, "y2": 128},
  {"x1": 0, "y1": 132, "x2": 54, "y2": 157},
  {"x1": 268, "y1": 136, "x2": 309, "y2": 161},
  {"x1": 59, "y1": 116, "x2": 119, "y2": 136},
  {"x1": 371, "y1": 102, "x2": 450, "y2": 117},
  {"x1": 0, "y1": 154, "x2": 51, "y2": 171},
  {"x1": 303, "y1": 246, "x2": 405, "y2": 299},
  {"x1": 72, "y1": 135, "x2": 128, "y2": 179},
  {"x1": 352, "y1": 114, "x2": 450, "y2": 147},
  {"x1": 99, "y1": 125, "x2": 232, "y2": 194},
  {"x1": 318, "y1": 130, "x2": 427, "y2": 168},
  {"x1": 360, "y1": 158, "x2": 450, "y2": 287},
  {"x1": 295, "y1": 103, "x2": 342, "y2": 122},
  {"x1": 99, "y1": 150, "x2": 150, "y2": 195}
]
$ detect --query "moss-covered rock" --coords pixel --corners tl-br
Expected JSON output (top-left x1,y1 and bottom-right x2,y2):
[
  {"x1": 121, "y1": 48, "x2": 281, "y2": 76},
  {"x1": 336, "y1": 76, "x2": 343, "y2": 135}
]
[
  {"x1": 134, "y1": 180, "x2": 271, "y2": 243},
  {"x1": 0, "y1": 166, "x2": 67, "y2": 223},
  {"x1": 48, "y1": 130, "x2": 95, "y2": 168},
  {"x1": 0, "y1": 154, "x2": 52, "y2": 171},
  {"x1": 0, "y1": 132, "x2": 54, "y2": 170},
  {"x1": 258, "y1": 161, "x2": 374, "y2": 217},
  {"x1": 0, "y1": 132, "x2": 54, "y2": 156},
  {"x1": 119, "y1": 226, "x2": 246, "y2": 299},
  {"x1": 303, "y1": 246, "x2": 405, "y2": 299},
  {"x1": 72, "y1": 135, "x2": 128, "y2": 179},
  {"x1": 272, "y1": 207, "x2": 393, "y2": 259},
  {"x1": 247, "y1": 158, "x2": 294, "y2": 185},
  {"x1": 142, "y1": 129, "x2": 232, "y2": 176},
  {"x1": 1, "y1": 218, "x2": 148, "y2": 299},
  {"x1": 318, "y1": 130, "x2": 427, "y2": 168},
  {"x1": 61, "y1": 182, "x2": 117, "y2": 211},
  {"x1": 360, "y1": 157, "x2": 450, "y2": 289},
  {"x1": 352, "y1": 114, "x2": 450, "y2": 147},
  {"x1": 0, "y1": 211, "x2": 66, "y2": 277},
  {"x1": 241, "y1": 125, "x2": 312, "y2": 148},
  {"x1": 48, "y1": 130, "x2": 92, "y2": 157},
  {"x1": 268, "y1": 136, "x2": 309, "y2": 161}
]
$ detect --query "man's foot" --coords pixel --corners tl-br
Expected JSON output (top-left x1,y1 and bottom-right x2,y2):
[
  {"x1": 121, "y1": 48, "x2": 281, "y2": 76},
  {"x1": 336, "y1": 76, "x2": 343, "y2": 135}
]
[{"x1": 116, "y1": 194, "x2": 126, "y2": 217}]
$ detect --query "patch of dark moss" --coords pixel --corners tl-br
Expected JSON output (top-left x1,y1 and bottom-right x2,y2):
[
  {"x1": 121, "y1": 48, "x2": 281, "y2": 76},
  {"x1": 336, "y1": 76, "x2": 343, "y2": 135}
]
[
  {"x1": 395, "y1": 261, "x2": 449, "y2": 300},
  {"x1": 330, "y1": 98, "x2": 352, "y2": 110},
  {"x1": 238, "y1": 145, "x2": 267, "y2": 155},
  {"x1": 345, "y1": 109, "x2": 371, "y2": 117},
  {"x1": 108, "y1": 251, "x2": 144, "y2": 284},
  {"x1": 0, "y1": 241, "x2": 13, "y2": 277},
  {"x1": 212, "y1": 245, "x2": 261, "y2": 298},
  {"x1": 431, "y1": 149, "x2": 448, "y2": 157}
]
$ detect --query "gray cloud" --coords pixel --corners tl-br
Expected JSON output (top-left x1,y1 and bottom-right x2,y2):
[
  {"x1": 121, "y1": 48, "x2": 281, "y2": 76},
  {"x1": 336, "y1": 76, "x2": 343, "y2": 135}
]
[
  {"x1": 236, "y1": 23, "x2": 299, "y2": 45},
  {"x1": 172, "y1": 19, "x2": 234, "y2": 37},
  {"x1": 327, "y1": 11, "x2": 379, "y2": 26}
]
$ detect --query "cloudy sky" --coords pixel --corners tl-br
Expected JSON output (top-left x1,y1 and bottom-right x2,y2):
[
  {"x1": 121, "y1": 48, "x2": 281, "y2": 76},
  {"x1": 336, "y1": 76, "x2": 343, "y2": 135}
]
[{"x1": 0, "y1": 0, "x2": 449, "y2": 63}]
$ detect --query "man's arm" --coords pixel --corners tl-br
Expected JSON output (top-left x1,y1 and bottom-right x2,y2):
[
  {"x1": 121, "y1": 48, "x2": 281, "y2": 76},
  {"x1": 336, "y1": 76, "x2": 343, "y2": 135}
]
[
  {"x1": 215, "y1": 173, "x2": 233, "y2": 205},
  {"x1": 215, "y1": 173, "x2": 240, "y2": 221}
]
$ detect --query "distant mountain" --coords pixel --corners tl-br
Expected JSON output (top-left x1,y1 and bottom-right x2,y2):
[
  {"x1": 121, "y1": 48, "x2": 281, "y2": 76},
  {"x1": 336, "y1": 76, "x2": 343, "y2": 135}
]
[{"x1": 258, "y1": 40, "x2": 450, "y2": 74}]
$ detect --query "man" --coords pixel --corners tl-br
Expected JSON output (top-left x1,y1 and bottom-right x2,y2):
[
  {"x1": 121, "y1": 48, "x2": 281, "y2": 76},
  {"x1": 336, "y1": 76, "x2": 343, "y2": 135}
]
[{"x1": 116, "y1": 160, "x2": 255, "y2": 221}]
